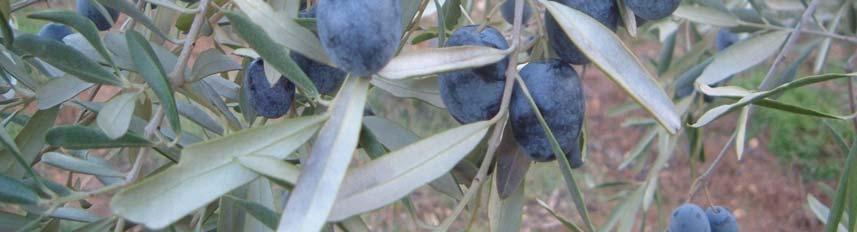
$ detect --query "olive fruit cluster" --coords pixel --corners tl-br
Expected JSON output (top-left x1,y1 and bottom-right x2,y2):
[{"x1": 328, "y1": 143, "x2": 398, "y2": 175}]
[
  {"x1": 291, "y1": 7, "x2": 347, "y2": 95},
  {"x1": 76, "y1": 0, "x2": 119, "y2": 31},
  {"x1": 669, "y1": 203, "x2": 739, "y2": 232}
]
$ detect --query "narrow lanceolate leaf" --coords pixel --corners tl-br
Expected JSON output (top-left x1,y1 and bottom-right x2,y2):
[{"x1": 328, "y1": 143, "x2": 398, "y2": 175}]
[
  {"x1": 691, "y1": 73, "x2": 857, "y2": 127},
  {"x1": 237, "y1": 156, "x2": 301, "y2": 185},
  {"x1": 228, "y1": 195, "x2": 281, "y2": 230},
  {"x1": 279, "y1": 77, "x2": 370, "y2": 231},
  {"x1": 14, "y1": 34, "x2": 121, "y2": 86},
  {"x1": 6, "y1": 107, "x2": 58, "y2": 177},
  {"x1": 370, "y1": 77, "x2": 445, "y2": 108},
  {"x1": 695, "y1": 31, "x2": 790, "y2": 86},
  {"x1": 41, "y1": 152, "x2": 124, "y2": 177},
  {"x1": 126, "y1": 31, "x2": 180, "y2": 133},
  {"x1": 495, "y1": 125, "x2": 531, "y2": 199},
  {"x1": 541, "y1": 0, "x2": 680, "y2": 134},
  {"x1": 97, "y1": 93, "x2": 138, "y2": 140},
  {"x1": 0, "y1": 0, "x2": 11, "y2": 47},
  {"x1": 231, "y1": 0, "x2": 330, "y2": 65},
  {"x1": 328, "y1": 121, "x2": 491, "y2": 221},
  {"x1": 673, "y1": 5, "x2": 741, "y2": 27},
  {"x1": 489, "y1": 170, "x2": 524, "y2": 232},
  {"x1": 190, "y1": 49, "x2": 242, "y2": 82},
  {"x1": 111, "y1": 116, "x2": 326, "y2": 229},
  {"x1": 225, "y1": 11, "x2": 320, "y2": 98},
  {"x1": 377, "y1": 46, "x2": 508, "y2": 80},
  {"x1": 27, "y1": 10, "x2": 114, "y2": 66},
  {"x1": 45, "y1": 125, "x2": 152, "y2": 149},
  {"x1": 36, "y1": 77, "x2": 94, "y2": 110},
  {"x1": 808, "y1": 194, "x2": 849, "y2": 231},
  {"x1": 0, "y1": 175, "x2": 39, "y2": 205},
  {"x1": 537, "y1": 200, "x2": 583, "y2": 232},
  {"x1": 97, "y1": 0, "x2": 173, "y2": 42},
  {"x1": 825, "y1": 139, "x2": 857, "y2": 232}
]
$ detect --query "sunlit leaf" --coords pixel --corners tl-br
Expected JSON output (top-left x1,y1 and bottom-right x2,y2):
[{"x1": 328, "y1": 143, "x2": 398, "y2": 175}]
[
  {"x1": 377, "y1": 46, "x2": 508, "y2": 80},
  {"x1": 673, "y1": 5, "x2": 741, "y2": 27},
  {"x1": 126, "y1": 31, "x2": 181, "y2": 136},
  {"x1": 97, "y1": 92, "x2": 138, "y2": 139},
  {"x1": 695, "y1": 31, "x2": 790, "y2": 86},
  {"x1": 41, "y1": 152, "x2": 124, "y2": 177},
  {"x1": 14, "y1": 34, "x2": 121, "y2": 86}
]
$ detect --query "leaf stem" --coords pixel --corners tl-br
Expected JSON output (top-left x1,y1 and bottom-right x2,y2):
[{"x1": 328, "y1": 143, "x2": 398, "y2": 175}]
[{"x1": 687, "y1": 132, "x2": 736, "y2": 202}]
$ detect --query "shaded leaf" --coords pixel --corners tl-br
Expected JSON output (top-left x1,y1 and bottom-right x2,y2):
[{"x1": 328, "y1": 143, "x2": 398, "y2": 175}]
[
  {"x1": 537, "y1": 200, "x2": 583, "y2": 232},
  {"x1": 231, "y1": 0, "x2": 330, "y2": 65},
  {"x1": 489, "y1": 171, "x2": 524, "y2": 232},
  {"x1": 14, "y1": 34, "x2": 121, "y2": 86},
  {"x1": 495, "y1": 125, "x2": 531, "y2": 199},
  {"x1": 542, "y1": 0, "x2": 680, "y2": 134},
  {"x1": 825, "y1": 139, "x2": 857, "y2": 232},
  {"x1": 228, "y1": 195, "x2": 280, "y2": 230},
  {"x1": 6, "y1": 107, "x2": 58, "y2": 177},
  {"x1": 370, "y1": 77, "x2": 445, "y2": 108},
  {"x1": 97, "y1": 0, "x2": 173, "y2": 42},
  {"x1": 225, "y1": 11, "x2": 319, "y2": 98},
  {"x1": 28, "y1": 10, "x2": 114, "y2": 66},
  {"x1": 190, "y1": 49, "x2": 241, "y2": 82},
  {"x1": 45, "y1": 125, "x2": 152, "y2": 149},
  {"x1": 0, "y1": 175, "x2": 39, "y2": 205},
  {"x1": 126, "y1": 31, "x2": 181, "y2": 135},
  {"x1": 329, "y1": 121, "x2": 491, "y2": 221},
  {"x1": 279, "y1": 77, "x2": 370, "y2": 231},
  {"x1": 36, "y1": 77, "x2": 94, "y2": 110}
]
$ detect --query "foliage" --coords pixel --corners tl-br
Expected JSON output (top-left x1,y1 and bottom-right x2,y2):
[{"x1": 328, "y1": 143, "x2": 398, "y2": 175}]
[{"x1": 0, "y1": 0, "x2": 854, "y2": 232}]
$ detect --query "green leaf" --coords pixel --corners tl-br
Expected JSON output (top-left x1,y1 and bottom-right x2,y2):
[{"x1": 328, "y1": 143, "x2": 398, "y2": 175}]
[
  {"x1": 691, "y1": 73, "x2": 856, "y2": 127},
  {"x1": 176, "y1": 100, "x2": 224, "y2": 135},
  {"x1": 45, "y1": 125, "x2": 152, "y2": 149},
  {"x1": 370, "y1": 77, "x2": 445, "y2": 108},
  {"x1": 97, "y1": 92, "x2": 138, "y2": 140},
  {"x1": 0, "y1": 0, "x2": 11, "y2": 47},
  {"x1": 695, "y1": 31, "x2": 790, "y2": 86},
  {"x1": 0, "y1": 211, "x2": 29, "y2": 231},
  {"x1": 441, "y1": 0, "x2": 462, "y2": 30},
  {"x1": 227, "y1": 195, "x2": 280, "y2": 230},
  {"x1": 0, "y1": 117, "x2": 44, "y2": 188},
  {"x1": 494, "y1": 125, "x2": 531, "y2": 199},
  {"x1": 279, "y1": 76, "x2": 369, "y2": 231},
  {"x1": 36, "y1": 77, "x2": 94, "y2": 110},
  {"x1": 97, "y1": 0, "x2": 173, "y2": 43},
  {"x1": 111, "y1": 115, "x2": 325, "y2": 229},
  {"x1": 541, "y1": 0, "x2": 680, "y2": 134},
  {"x1": 826, "y1": 139, "x2": 857, "y2": 232},
  {"x1": 14, "y1": 34, "x2": 121, "y2": 86},
  {"x1": 5, "y1": 107, "x2": 58, "y2": 177},
  {"x1": 230, "y1": 0, "x2": 330, "y2": 66},
  {"x1": 73, "y1": 218, "x2": 115, "y2": 232},
  {"x1": 329, "y1": 121, "x2": 491, "y2": 221},
  {"x1": 0, "y1": 175, "x2": 39, "y2": 205},
  {"x1": 237, "y1": 156, "x2": 300, "y2": 185},
  {"x1": 378, "y1": 46, "x2": 509, "y2": 80},
  {"x1": 489, "y1": 171, "x2": 524, "y2": 232},
  {"x1": 41, "y1": 152, "x2": 124, "y2": 177},
  {"x1": 126, "y1": 31, "x2": 181, "y2": 134},
  {"x1": 224, "y1": 11, "x2": 319, "y2": 98},
  {"x1": 537, "y1": 200, "x2": 583, "y2": 232},
  {"x1": 190, "y1": 49, "x2": 242, "y2": 82},
  {"x1": 27, "y1": 10, "x2": 115, "y2": 67},
  {"x1": 673, "y1": 5, "x2": 741, "y2": 27},
  {"x1": 808, "y1": 194, "x2": 849, "y2": 232}
]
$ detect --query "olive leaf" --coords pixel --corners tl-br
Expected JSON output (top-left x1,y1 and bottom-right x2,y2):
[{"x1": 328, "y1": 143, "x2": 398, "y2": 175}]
[
  {"x1": 328, "y1": 121, "x2": 491, "y2": 221},
  {"x1": 377, "y1": 46, "x2": 509, "y2": 80},
  {"x1": 96, "y1": 92, "x2": 138, "y2": 140},
  {"x1": 14, "y1": 34, "x2": 121, "y2": 86},
  {"x1": 111, "y1": 115, "x2": 326, "y2": 229},
  {"x1": 46, "y1": 126, "x2": 152, "y2": 149},
  {"x1": 673, "y1": 5, "x2": 741, "y2": 27},
  {"x1": 27, "y1": 10, "x2": 115, "y2": 67},
  {"x1": 489, "y1": 170, "x2": 524, "y2": 232},
  {"x1": 126, "y1": 31, "x2": 181, "y2": 135},
  {"x1": 541, "y1": 0, "x2": 680, "y2": 134},
  {"x1": 279, "y1": 77, "x2": 370, "y2": 231},
  {"x1": 0, "y1": 175, "x2": 39, "y2": 205},
  {"x1": 97, "y1": 0, "x2": 174, "y2": 42},
  {"x1": 231, "y1": 0, "x2": 331, "y2": 65},
  {"x1": 694, "y1": 31, "x2": 790, "y2": 86},
  {"x1": 41, "y1": 152, "x2": 124, "y2": 177}
]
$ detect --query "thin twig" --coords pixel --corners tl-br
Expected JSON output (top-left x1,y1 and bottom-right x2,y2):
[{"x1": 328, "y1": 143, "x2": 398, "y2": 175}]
[
  {"x1": 758, "y1": 0, "x2": 821, "y2": 90},
  {"x1": 125, "y1": 148, "x2": 149, "y2": 183},
  {"x1": 687, "y1": 132, "x2": 736, "y2": 202},
  {"x1": 170, "y1": 0, "x2": 212, "y2": 87},
  {"x1": 144, "y1": 107, "x2": 164, "y2": 139},
  {"x1": 433, "y1": 0, "x2": 526, "y2": 229}
]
